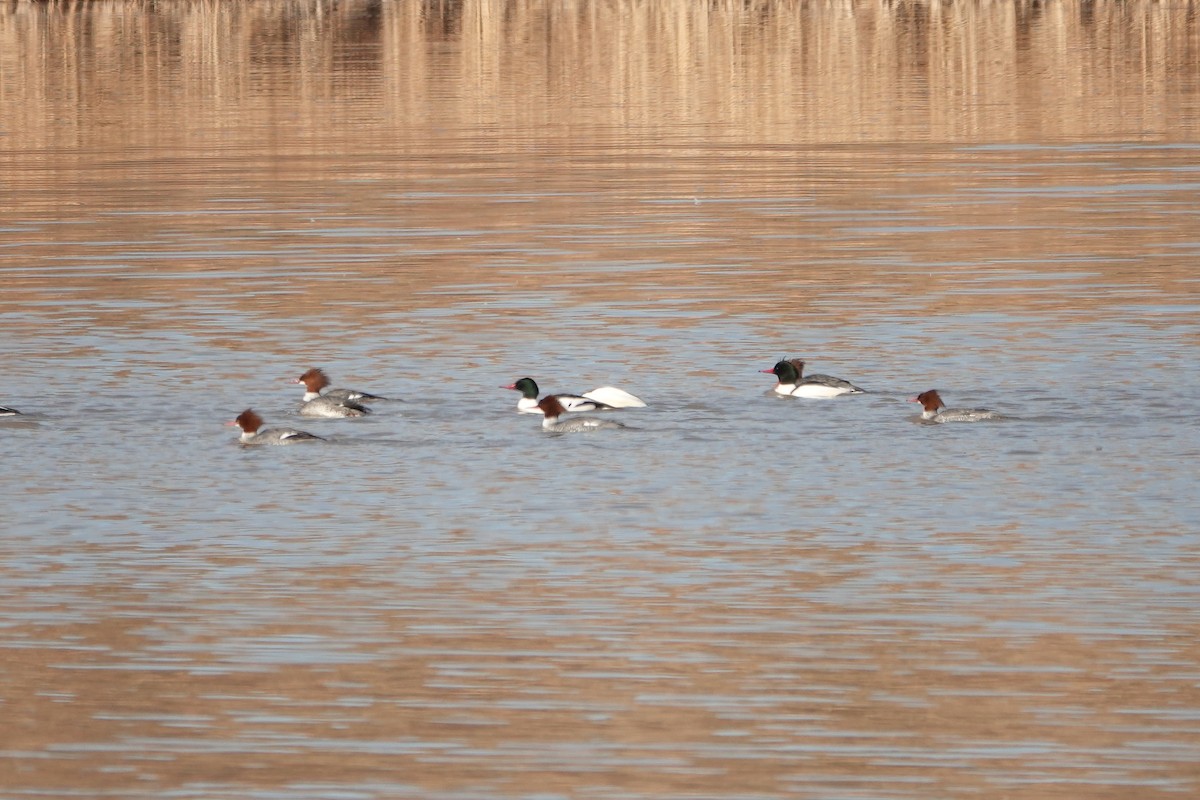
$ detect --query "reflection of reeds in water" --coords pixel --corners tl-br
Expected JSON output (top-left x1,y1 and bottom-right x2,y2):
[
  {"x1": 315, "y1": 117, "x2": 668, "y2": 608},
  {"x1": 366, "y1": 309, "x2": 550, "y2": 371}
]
[{"x1": 1, "y1": 0, "x2": 1197, "y2": 149}]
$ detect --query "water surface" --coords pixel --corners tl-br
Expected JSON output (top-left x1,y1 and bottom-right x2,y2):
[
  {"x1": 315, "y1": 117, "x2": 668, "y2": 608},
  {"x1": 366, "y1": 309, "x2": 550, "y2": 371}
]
[{"x1": 1, "y1": 2, "x2": 1199, "y2": 799}]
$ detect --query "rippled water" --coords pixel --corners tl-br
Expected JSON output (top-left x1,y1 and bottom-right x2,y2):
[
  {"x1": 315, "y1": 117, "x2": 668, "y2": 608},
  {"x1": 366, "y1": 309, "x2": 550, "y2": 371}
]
[{"x1": 2, "y1": 2, "x2": 1200, "y2": 799}]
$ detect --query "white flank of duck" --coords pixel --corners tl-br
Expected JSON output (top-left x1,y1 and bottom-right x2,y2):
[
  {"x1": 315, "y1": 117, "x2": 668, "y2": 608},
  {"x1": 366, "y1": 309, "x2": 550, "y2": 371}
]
[
  {"x1": 504, "y1": 377, "x2": 645, "y2": 414},
  {"x1": 762, "y1": 359, "x2": 864, "y2": 398}
]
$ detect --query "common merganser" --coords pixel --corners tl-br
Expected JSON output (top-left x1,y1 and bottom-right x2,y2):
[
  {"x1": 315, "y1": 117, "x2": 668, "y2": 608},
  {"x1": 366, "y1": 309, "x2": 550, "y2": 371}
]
[
  {"x1": 537, "y1": 395, "x2": 626, "y2": 432},
  {"x1": 910, "y1": 390, "x2": 1003, "y2": 422},
  {"x1": 503, "y1": 377, "x2": 645, "y2": 414},
  {"x1": 293, "y1": 367, "x2": 383, "y2": 418},
  {"x1": 761, "y1": 359, "x2": 864, "y2": 398},
  {"x1": 300, "y1": 395, "x2": 371, "y2": 418},
  {"x1": 229, "y1": 409, "x2": 325, "y2": 445},
  {"x1": 0, "y1": 405, "x2": 20, "y2": 416}
]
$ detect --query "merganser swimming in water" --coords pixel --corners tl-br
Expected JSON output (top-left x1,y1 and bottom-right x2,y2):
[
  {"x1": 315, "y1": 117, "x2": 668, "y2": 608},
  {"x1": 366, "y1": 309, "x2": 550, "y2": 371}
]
[
  {"x1": 0, "y1": 405, "x2": 20, "y2": 416},
  {"x1": 504, "y1": 377, "x2": 645, "y2": 414},
  {"x1": 293, "y1": 367, "x2": 383, "y2": 418},
  {"x1": 537, "y1": 395, "x2": 627, "y2": 432},
  {"x1": 229, "y1": 409, "x2": 325, "y2": 445},
  {"x1": 910, "y1": 390, "x2": 1003, "y2": 423},
  {"x1": 761, "y1": 359, "x2": 864, "y2": 398}
]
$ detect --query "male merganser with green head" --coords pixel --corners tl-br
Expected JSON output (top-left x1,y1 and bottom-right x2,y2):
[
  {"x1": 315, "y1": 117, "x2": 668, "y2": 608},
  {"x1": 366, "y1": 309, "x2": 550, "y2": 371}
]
[
  {"x1": 761, "y1": 359, "x2": 864, "y2": 398},
  {"x1": 504, "y1": 376, "x2": 645, "y2": 414}
]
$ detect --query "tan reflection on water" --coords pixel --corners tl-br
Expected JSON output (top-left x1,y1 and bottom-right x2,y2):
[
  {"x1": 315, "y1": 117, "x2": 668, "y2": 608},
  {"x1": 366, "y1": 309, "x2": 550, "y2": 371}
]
[
  {"x1": 2, "y1": 2, "x2": 1200, "y2": 798},
  {"x1": 4, "y1": 542, "x2": 1199, "y2": 798},
  {"x1": 0, "y1": 0, "x2": 1198, "y2": 335}
]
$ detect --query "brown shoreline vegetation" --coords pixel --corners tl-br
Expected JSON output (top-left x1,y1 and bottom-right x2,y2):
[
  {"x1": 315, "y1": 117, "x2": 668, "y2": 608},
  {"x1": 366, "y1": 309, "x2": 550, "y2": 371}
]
[{"x1": 2, "y1": 0, "x2": 1197, "y2": 149}]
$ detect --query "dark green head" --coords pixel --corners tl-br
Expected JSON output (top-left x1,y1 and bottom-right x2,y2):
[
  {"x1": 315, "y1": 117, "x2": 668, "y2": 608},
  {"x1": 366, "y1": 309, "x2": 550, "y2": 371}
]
[
  {"x1": 504, "y1": 377, "x2": 540, "y2": 399},
  {"x1": 761, "y1": 360, "x2": 800, "y2": 384}
]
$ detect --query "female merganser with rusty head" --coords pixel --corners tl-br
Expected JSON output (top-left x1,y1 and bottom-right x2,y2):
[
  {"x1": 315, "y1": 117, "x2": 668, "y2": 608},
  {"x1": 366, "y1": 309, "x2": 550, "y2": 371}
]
[
  {"x1": 0, "y1": 405, "x2": 20, "y2": 416},
  {"x1": 761, "y1": 359, "x2": 864, "y2": 398},
  {"x1": 537, "y1": 395, "x2": 627, "y2": 432},
  {"x1": 229, "y1": 409, "x2": 325, "y2": 445},
  {"x1": 504, "y1": 377, "x2": 645, "y2": 414},
  {"x1": 293, "y1": 367, "x2": 384, "y2": 418},
  {"x1": 910, "y1": 390, "x2": 1003, "y2": 423}
]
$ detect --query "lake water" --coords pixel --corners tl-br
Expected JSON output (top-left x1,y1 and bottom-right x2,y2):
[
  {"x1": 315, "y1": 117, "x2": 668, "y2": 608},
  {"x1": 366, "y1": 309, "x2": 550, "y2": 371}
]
[{"x1": 1, "y1": 1, "x2": 1199, "y2": 798}]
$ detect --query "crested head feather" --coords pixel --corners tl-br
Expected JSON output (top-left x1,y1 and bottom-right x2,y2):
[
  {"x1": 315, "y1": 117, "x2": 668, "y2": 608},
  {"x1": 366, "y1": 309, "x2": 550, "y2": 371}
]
[
  {"x1": 235, "y1": 408, "x2": 264, "y2": 432},
  {"x1": 914, "y1": 390, "x2": 944, "y2": 412},
  {"x1": 298, "y1": 368, "x2": 331, "y2": 392}
]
